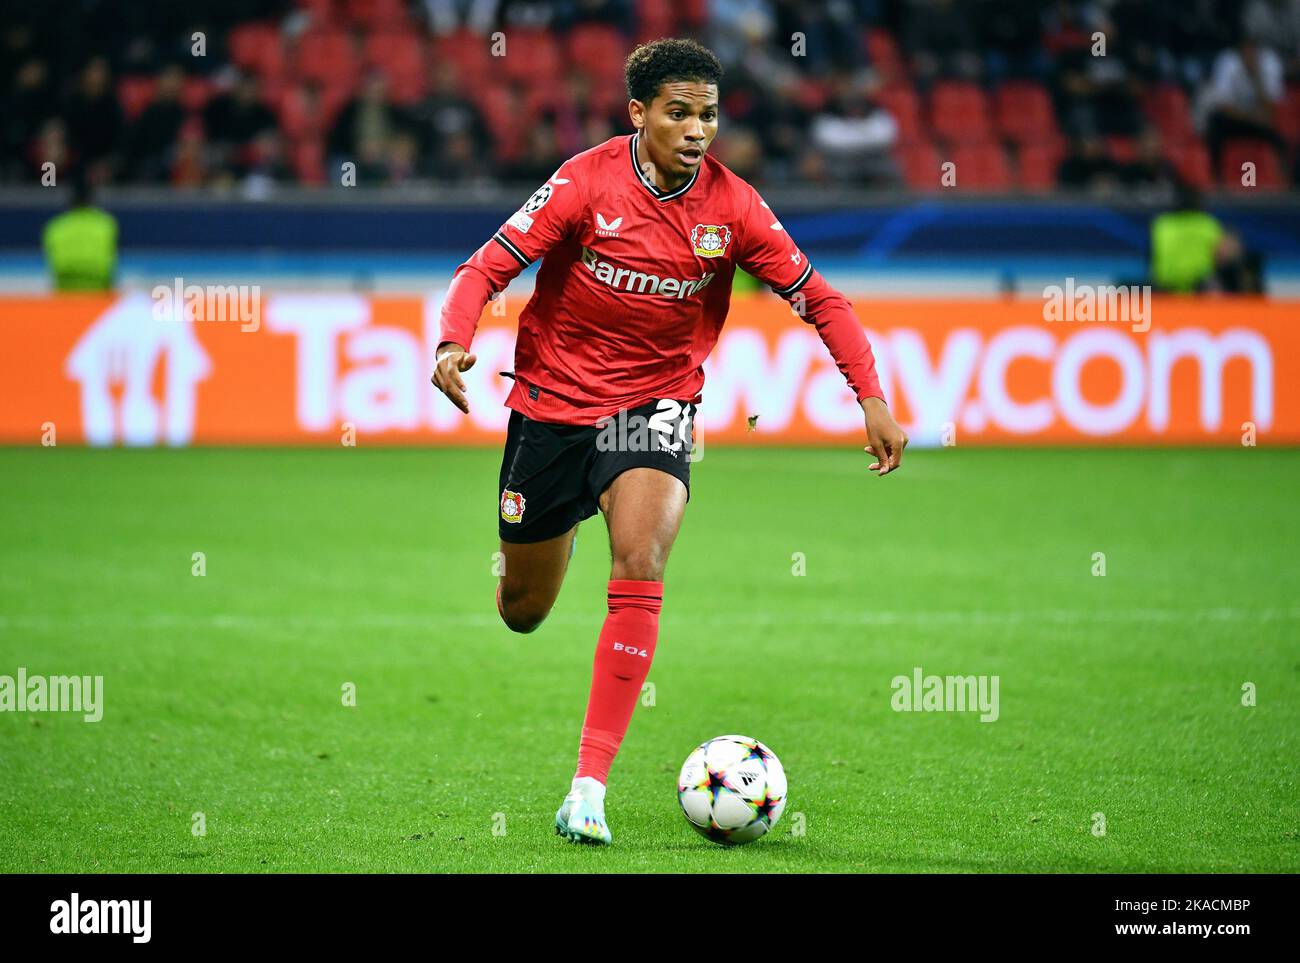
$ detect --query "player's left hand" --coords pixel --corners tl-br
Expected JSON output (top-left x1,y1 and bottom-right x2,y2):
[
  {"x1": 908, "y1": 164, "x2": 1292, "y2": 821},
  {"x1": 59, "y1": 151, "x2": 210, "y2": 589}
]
[{"x1": 862, "y1": 396, "x2": 907, "y2": 477}]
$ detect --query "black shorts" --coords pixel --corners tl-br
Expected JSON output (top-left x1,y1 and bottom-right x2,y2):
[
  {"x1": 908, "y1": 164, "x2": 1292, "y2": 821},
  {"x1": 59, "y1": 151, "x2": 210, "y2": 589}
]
[{"x1": 498, "y1": 398, "x2": 696, "y2": 543}]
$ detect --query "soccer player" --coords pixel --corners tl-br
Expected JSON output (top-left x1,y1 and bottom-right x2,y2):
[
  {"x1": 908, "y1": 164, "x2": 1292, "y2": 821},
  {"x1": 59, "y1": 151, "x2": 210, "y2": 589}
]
[{"x1": 432, "y1": 38, "x2": 907, "y2": 844}]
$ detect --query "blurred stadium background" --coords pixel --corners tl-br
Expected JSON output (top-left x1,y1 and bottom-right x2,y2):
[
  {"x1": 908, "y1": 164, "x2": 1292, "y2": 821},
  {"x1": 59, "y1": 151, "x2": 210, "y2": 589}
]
[
  {"x1": 2, "y1": 0, "x2": 1298, "y2": 450},
  {"x1": 1, "y1": 0, "x2": 1298, "y2": 296}
]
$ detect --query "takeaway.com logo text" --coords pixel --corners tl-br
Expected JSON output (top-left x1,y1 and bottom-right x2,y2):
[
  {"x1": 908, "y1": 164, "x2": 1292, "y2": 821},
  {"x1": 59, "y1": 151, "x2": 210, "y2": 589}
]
[{"x1": 56, "y1": 295, "x2": 1278, "y2": 445}]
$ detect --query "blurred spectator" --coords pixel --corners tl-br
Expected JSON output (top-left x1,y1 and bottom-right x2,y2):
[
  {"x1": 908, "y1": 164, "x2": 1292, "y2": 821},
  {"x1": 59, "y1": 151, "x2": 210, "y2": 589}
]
[
  {"x1": 1109, "y1": 0, "x2": 1179, "y2": 85},
  {"x1": 561, "y1": 0, "x2": 634, "y2": 33},
  {"x1": 124, "y1": 64, "x2": 186, "y2": 182},
  {"x1": 62, "y1": 57, "x2": 125, "y2": 184},
  {"x1": 976, "y1": 0, "x2": 1049, "y2": 80},
  {"x1": 714, "y1": 124, "x2": 763, "y2": 182},
  {"x1": 707, "y1": 0, "x2": 775, "y2": 69},
  {"x1": 498, "y1": 118, "x2": 564, "y2": 183},
  {"x1": 42, "y1": 175, "x2": 118, "y2": 292},
  {"x1": 1120, "y1": 129, "x2": 1183, "y2": 198},
  {"x1": 497, "y1": 0, "x2": 562, "y2": 30},
  {"x1": 241, "y1": 130, "x2": 295, "y2": 194},
  {"x1": 3, "y1": 58, "x2": 53, "y2": 181},
  {"x1": 807, "y1": 71, "x2": 900, "y2": 185},
  {"x1": 901, "y1": 0, "x2": 983, "y2": 85},
  {"x1": 739, "y1": 74, "x2": 809, "y2": 184},
  {"x1": 772, "y1": 0, "x2": 865, "y2": 76},
  {"x1": 1150, "y1": 184, "x2": 1263, "y2": 293},
  {"x1": 353, "y1": 137, "x2": 395, "y2": 185},
  {"x1": 410, "y1": 62, "x2": 493, "y2": 177},
  {"x1": 544, "y1": 72, "x2": 626, "y2": 158},
  {"x1": 171, "y1": 124, "x2": 208, "y2": 187},
  {"x1": 1, "y1": 23, "x2": 38, "y2": 91},
  {"x1": 1049, "y1": 6, "x2": 1145, "y2": 137},
  {"x1": 430, "y1": 129, "x2": 491, "y2": 183},
  {"x1": 328, "y1": 72, "x2": 414, "y2": 179},
  {"x1": 1199, "y1": 34, "x2": 1288, "y2": 179},
  {"x1": 1243, "y1": 0, "x2": 1300, "y2": 78},
  {"x1": 422, "y1": 0, "x2": 500, "y2": 36},
  {"x1": 0, "y1": 0, "x2": 1295, "y2": 195},
  {"x1": 31, "y1": 118, "x2": 73, "y2": 182},
  {"x1": 204, "y1": 72, "x2": 279, "y2": 179},
  {"x1": 386, "y1": 130, "x2": 424, "y2": 185},
  {"x1": 1057, "y1": 134, "x2": 1123, "y2": 193}
]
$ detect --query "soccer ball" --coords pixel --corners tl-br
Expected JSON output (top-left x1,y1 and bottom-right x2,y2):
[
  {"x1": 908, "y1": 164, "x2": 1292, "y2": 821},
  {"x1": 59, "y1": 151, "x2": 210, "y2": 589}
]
[{"x1": 677, "y1": 734, "x2": 787, "y2": 845}]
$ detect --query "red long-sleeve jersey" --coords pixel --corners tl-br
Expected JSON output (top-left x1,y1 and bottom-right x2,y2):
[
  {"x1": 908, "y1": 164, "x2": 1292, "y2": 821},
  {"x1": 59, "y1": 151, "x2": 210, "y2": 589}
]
[{"x1": 439, "y1": 131, "x2": 884, "y2": 425}]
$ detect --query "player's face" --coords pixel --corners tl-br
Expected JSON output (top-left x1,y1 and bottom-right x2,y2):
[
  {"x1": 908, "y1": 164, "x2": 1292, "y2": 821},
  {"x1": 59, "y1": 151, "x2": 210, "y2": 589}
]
[{"x1": 632, "y1": 81, "x2": 719, "y2": 182}]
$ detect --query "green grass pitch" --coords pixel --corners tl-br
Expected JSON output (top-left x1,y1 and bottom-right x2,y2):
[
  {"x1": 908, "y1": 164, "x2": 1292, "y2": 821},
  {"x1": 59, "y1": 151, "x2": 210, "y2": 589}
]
[{"x1": 1, "y1": 445, "x2": 1296, "y2": 873}]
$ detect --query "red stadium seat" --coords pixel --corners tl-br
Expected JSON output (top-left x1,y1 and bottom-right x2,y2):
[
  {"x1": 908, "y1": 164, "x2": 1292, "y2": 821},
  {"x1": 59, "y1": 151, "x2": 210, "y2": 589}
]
[
  {"x1": 994, "y1": 80, "x2": 1056, "y2": 145},
  {"x1": 864, "y1": 29, "x2": 904, "y2": 85},
  {"x1": 951, "y1": 141, "x2": 1012, "y2": 191},
  {"x1": 1220, "y1": 139, "x2": 1284, "y2": 190},
  {"x1": 875, "y1": 85, "x2": 923, "y2": 143},
  {"x1": 1274, "y1": 85, "x2": 1300, "y2": 145},
  {"x1": 524, "y1": 84, "x2": 571, "y2": 117},
  {"x1": 116, "y1": 76, "x2": 156, "y2": 121},
  {"x1": 295, "y1": 0, "x2": 338, "y2": 25},
  {"x1": 635, "y1": 0, "x2": 674, "y2": 44},
  {"x1": 363, "y1": 32, "x2": 426, "y2": 102},
  {"x1": 895, "y1": 139, "x2": 942, "y2": 191},
  {"x1": 259, "y1": 76, "x2": 286, "y2": 112},
  {"x1": 929, "y1": 81, "x2": 992, "y2": 144},
  {"x1": 342, "y1": 0, "x2": 410, "y2": 29},
  {"x1": 432, "y1": 30, "x2": 493, "y2": 88},
  {"x1": 228, "y1": 22, "x2": 287, "y2": 82},
  {"x1": 474, "y1": 82, "x2": 526, "y2": 161},
  {"x1": 566, "y1": 24, "x2": 626, "y2": 87},
  {"x1": 295, "y1": 29, "x2": 358, "y2": 88},
  {"x1": 181, "y1": 76, "x2": 214, "y2": 113},
  {"x1": 279, "y1": 79, "x2": 348, "y2": 134},
  {"x1": 680, "y1": 0, "x2": 708, "y2": 27},
  {"x1": 793, "y1": 77, "x2": 830, "y2": 112},
  {"x1": 1015, "y1": 142, "x2": 1064, "y2": 191},
  {"x1": 1105, "y1": 136, "x2": 1138, "y2": 164},
  {"x1": 1165, "y1": 139, "x2": 1213, "y2": 189},
  {"x1": 318, "y1": 81, "x2": 353, "y2": 127},
  {"x1": 500, "y1": 29, "x2": 562, "y2": 86},
  {"x1": 590, "y1": 77, "x2": 629, "y2": 114},
  {"x1": 291, "y1": 137, "x2": 326, "y2": 185},
  {"x1": 1142, "y1": 84, "x2": 1195, "y2": 145},
  {"x1": 276, "y1": 85, "x2": 324, "y2": 140}
]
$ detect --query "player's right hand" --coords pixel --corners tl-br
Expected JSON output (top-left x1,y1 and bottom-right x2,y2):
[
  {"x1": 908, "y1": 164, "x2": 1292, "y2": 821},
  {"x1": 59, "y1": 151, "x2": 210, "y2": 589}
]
[{"x1": 431, "y1": 342, "x2": 477, "y2": 414}]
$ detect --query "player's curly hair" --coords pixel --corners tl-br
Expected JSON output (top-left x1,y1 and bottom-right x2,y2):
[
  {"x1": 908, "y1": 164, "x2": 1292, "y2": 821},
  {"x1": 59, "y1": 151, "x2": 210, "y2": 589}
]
[{"x1": 624, "y1": 38, "x2": 723, "y2": 105}]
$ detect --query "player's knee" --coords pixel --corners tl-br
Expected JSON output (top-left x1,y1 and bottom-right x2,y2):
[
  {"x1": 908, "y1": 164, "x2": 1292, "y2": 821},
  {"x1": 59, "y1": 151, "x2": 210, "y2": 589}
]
[
  {"x1": 498, "y1": 588, "x2": 550, "y2": 634},
  {"x1": 611, "y1": 546, "x2": 667, "y2": 582}
]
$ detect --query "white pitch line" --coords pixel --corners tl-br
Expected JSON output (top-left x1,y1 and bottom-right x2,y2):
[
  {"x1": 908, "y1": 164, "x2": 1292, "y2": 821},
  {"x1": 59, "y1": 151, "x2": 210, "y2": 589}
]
[{"x1": 0, "y1": 607, "x2": 1297, "y2": 632}]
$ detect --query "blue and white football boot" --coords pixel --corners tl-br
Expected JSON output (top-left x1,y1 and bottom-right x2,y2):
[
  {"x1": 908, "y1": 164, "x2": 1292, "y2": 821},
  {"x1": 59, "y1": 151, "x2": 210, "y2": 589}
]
[{"x1": 554, "y1": 776, "x2": 612, "y2": 845}]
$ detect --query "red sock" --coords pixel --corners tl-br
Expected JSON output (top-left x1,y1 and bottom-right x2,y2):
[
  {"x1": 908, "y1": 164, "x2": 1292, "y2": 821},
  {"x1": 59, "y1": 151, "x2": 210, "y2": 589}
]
[{"x1": 575, "y1": 579, "x2": 663, "y2": 783}]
